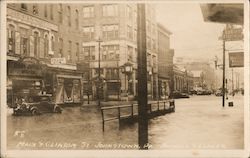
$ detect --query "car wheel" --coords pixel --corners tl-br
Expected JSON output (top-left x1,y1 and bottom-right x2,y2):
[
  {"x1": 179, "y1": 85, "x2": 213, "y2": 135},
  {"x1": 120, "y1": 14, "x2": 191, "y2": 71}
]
[
  {"x1": 31, "y1": 108, "x2": 39, "y2": 115},
  {"x1": 54, "y1": 106, "x2": 62, "y2": 114}
]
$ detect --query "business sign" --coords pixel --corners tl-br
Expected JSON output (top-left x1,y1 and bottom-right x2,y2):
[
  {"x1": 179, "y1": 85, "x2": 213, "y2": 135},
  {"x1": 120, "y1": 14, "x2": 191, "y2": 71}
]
[
  {"x1": 76, "y1": 62, "x2": 89, "y2": 72},
  {"x1": 229, "y1": 52, "x2": 244, "y2": 67},
  {"x1": 222, "y1": 27, "x2": 243, "y2": 41},
  {"x1": 51, "y1": 58, "x2": 66, "y2": 65}
]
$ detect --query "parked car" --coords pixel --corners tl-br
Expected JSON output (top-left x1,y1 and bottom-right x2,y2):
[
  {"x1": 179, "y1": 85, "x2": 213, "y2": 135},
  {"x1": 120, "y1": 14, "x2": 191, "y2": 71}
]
[
  {"x1": 197, "y1": 89, "x2": 212, "y2": 95},
  {"x1": 13, "y1": 94, "x2": 62, "y2": 116},
  {"x1": 172, "y1": 91, "x2": 189, "y2": 99},
  {"x1": 215, "y1": 90, "x2": 223, "y2": 96}
]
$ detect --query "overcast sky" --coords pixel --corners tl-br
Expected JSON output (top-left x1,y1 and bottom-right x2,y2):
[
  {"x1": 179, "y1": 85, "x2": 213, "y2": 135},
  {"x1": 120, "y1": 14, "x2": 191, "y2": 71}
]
[{"x1": 155, "y1": 3, "x2": 232, "y2": 62}]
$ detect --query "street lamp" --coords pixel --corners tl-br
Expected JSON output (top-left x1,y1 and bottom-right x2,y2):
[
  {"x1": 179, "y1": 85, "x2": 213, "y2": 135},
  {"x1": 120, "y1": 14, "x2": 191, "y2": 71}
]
[{"x1": 121, "y1": 62, "x2": 133, "y2": 101}]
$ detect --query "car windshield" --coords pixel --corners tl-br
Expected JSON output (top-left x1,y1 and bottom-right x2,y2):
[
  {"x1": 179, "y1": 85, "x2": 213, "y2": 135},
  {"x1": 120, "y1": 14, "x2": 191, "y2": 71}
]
[{"x1": 27, "y1": 96, "x2": 50, "y2": 102}]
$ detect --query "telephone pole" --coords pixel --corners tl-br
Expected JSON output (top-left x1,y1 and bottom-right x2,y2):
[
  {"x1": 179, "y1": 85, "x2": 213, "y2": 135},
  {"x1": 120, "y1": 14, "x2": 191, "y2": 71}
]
[
  {"x1": 222, "y1": 38, "x2": 225, "y2": 107},
  {"x1": 137, "y1": 3, "x2": 148, "y2": 150}
]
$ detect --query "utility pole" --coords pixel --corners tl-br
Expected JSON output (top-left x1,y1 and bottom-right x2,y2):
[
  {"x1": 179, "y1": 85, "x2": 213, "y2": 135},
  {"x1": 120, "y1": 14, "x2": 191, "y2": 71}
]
[
  {"x1": 137, "y1": 3, "x2": 148, "y2": 150},
  {"x1": 222, "y1": 38, "x2": 225, "y2": 107},
  {"x1": 97, "y1": 37, "x2": 102, "y2": 107},
  {"x1": 232, "y1": 68, "x2": 234, "y2": 96},
  {"x1": 87, "y1": 49, "x2": 90, "y2": 104}
]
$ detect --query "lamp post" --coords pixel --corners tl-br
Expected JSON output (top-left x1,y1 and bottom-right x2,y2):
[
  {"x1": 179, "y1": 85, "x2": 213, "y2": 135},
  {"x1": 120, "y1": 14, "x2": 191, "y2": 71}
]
[
  {"x1": 121, "y1": 62, "x2": 133, "y2": 101},
  {"x1": 97, "y1": 37, "x2": 102, "y2": 107}
]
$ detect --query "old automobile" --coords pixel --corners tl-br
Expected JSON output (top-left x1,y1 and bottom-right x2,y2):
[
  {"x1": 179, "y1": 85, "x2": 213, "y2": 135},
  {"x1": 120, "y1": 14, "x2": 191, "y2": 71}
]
[{"x1": 13, "y1": 94, "x2": 62, "y2": 116}]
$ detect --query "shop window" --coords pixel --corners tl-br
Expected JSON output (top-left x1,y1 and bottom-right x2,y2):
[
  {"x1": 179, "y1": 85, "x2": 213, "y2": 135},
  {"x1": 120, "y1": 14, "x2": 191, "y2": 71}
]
[
  {"x1": 58, "y1": 4, "x2": 63, "y2": 23},
  {"x1": 82, "y1": 26, "x2": 94, "y2": 41},
  {"x1": 7, "y1": 25, "x2": 15, "y2": 54},
  {"x1": 33, "y1": 5, "x2": 38, "y2": 15},
  {"x1": 106, "y1": 68, "x2": 119, "y2": 80},
  {"x1": 83, "y1": 46, "x2": 95, "y2": 60},
  {"x1": 102, "y1": 45, "x2": 119, "y2": 60},
  {"x1": 83, "y1": 6, "x2": 94, "y2": 18},
  {"x1": 21, "y1": 3, "x2": 27, "y2": 10},
  {"x1": 102, "y1": 24, "x2": 119, "y2": 40},
  {"x1": 102, "y1": 4, "x2": 118, "y2": 17}
]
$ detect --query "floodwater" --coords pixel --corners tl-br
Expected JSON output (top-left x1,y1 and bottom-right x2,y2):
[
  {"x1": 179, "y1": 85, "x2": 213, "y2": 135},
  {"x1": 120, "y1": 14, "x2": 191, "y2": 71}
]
[{"x1": 7, "y1": 95, "x2": 244, "y2": 150}]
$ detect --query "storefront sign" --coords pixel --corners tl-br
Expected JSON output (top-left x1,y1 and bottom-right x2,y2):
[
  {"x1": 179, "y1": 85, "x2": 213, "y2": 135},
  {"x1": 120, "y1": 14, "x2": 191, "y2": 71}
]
[
  {"x1": 229, "y1": 52, "x2": 244, "y2": 67},
  {"x1": 222, "y1": 27, "x2": 243, "y2": 41},
  {"x1": 51, "y1": 58, "x2": 66, "y2": 65},
  {"x1": 7, "y1": 9, "x2": 58, "y2": 31}
]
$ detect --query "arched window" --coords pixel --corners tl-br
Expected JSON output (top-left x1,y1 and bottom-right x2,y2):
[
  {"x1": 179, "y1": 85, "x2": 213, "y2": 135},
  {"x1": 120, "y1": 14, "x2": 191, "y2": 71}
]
[
  {"x1": 7, "y1": 24, "x2": 15, "y2": 54},
  {"x1": 34, "y1": 31, "x2": 39, "y2": 57},
  {"x1": 59, "y1": 38, "x2": 63, "y2": 57},
  {"x1": 75, "y1": 9, "x2": 79, "y2": 29},
  {"x1": 58, "y1": 4, "x2": 63, "y2": 23},
  {"x1": 51, "y1": 36, "x2": 55, "y2": 52},
  {"x1": 67, "y1": 6, "x2": 71, "y2": 26},
  {"x1": 44, "y1": 34, "x2": 49, "y2": 57}
]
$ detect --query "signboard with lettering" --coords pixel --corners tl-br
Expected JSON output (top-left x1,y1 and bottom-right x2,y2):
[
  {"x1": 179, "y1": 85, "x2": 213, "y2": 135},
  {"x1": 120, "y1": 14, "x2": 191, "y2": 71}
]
[
  {"x1": 229, "y1": 52, "x2": 244, "y2": 67},
  {"x1": 51, "y1": 58, "x2": 66, "y2": 65},
  {"x1": 222, "y1": 27, "x2": 243, "y2": 41}
]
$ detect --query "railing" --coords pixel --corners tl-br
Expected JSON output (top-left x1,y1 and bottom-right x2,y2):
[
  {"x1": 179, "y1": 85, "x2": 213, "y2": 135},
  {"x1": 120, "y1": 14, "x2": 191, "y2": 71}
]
[{"x1": 100, "y1": 100, "x2": 175, "y2": 131}]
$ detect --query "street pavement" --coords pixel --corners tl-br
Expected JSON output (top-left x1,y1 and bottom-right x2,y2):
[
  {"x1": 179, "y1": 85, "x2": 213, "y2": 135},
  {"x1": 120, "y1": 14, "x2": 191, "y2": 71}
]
[{"x1": 6, "y1": 95, "x2": 244, "y2": 150}]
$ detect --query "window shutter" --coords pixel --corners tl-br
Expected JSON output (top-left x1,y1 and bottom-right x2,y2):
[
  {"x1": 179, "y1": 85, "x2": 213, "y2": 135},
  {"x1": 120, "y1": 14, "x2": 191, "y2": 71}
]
[
  {"x1": 40, "y1": 38, "x2": 44, "y2": 58},
  {"x1": 15, "y1": 32, "x2": 20, "y2": 54},
  {"x1": 30, "y1": 36, "x2": 34, "y2": 57}
]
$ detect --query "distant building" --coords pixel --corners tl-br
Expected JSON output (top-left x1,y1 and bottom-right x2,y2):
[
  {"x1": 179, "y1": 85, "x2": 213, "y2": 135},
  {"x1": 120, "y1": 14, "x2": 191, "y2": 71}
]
[{"x1": 173, "y1": 66, "x2": 194, "y2": 93}]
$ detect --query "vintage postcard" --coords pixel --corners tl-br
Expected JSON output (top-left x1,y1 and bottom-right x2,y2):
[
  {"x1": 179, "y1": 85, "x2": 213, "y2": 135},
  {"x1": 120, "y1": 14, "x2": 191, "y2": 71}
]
[{"x1": 1, "y1": 0, "x2": 249, "y2": 157}]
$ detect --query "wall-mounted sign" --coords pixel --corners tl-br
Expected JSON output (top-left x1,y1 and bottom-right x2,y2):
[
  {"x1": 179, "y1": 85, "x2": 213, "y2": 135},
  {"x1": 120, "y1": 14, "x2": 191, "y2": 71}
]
[
  {"x1": 222, "y1": 27, "x2": 243, "y2": 41},
  {"x1": 229, "y1": 52, "x2": 244, "y2": 67},
  {"x1": 51, "y1": 58, "x2": 66, "y2": 65}
]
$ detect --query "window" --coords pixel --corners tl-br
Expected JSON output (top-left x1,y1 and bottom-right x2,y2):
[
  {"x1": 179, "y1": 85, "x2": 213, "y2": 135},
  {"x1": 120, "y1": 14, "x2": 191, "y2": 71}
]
[
  {"x1": 127, "y1": 25, "x2": 133, "y2": 40},
  {"x1": 146, "y1": 20, "x2": 151, "y2": 33},
  {"x1": 82, "y1": 26, "x2": 94, "y2": 41},
  {"x1": 44, "y1": 34, "x2": 49, "y2": 57},
  {"x1": 75, "y1": 10, "x2": 79, "y2": 29},
  {"x1": 102, "y1": 45, "x2": 119, "y2": 60},
  {"x1": 152, "y1": 39, "x2": 156, "y2": 50},
  {"x1": 7, "y1": 25, "x2": 15, "y2": 54},
  {"x1": 126, "y1": 5, "x2": 132, "y2": 18},
  {"x1": 134, "y1": 29, "x2": 137, "y2": 41},
  {"x1": 44, "y1": 5, "x2": 48, "y2": 18},
  {"x1": 76, "y1": 42, "x2": 79, "y2": 61},
  {"x1": 34, "y1": 32, "x2": 39, "y2": 57},
  {"x1": 102, "y1": 24, "x2": 119, "y2": 40},
  {"x1": 127, "y1": 46, "x2": 133, "y2": 61},
  {"x1": 102, "y1": 4, "x2": 118, "y2": 17},
  {"x1": 147, "y1": 53, "x2": 151, "y2": 66},
  {"x1": 20, "y1": 28, "x2": 28, "y2": 55},
  {"x1": 83, "y1": 6, "x2": 94, "y2": 18},
  {"x1": 83, "y1": 46, "x2": 95, "y2": 60},
  {"x1": 152, "y1": 55, "x2": 157, "y2": 68},
  {"x1": 67, "y1": 6, "x2": 71, "y2": 26},
  {"x1": 21, "y1": 3, "x2": 27, "y2": 10},
  {"x1": 147, "y1": 37, "x2": 151, "y2": 50},
  {"x1": 51, "y1": 36, "x2": 55, "y2": 52},
  {"x1": 68, "y1": 40, "x2": 72, "y2": 61},
  {"x1": 58, "y1": 4, "x2": 63, "y2": 23},
  {"x1": 106, "y1": 68, "x2": 119, "y2": 80},
  {"x1": 50, "y1": 5, "x2": 53, "y2": 20},
  {"x1": 59, "y1": 38, "x2": 63, "y2": 57},
  {"x1": 33, "y1": 5, "x2": 38, "y2": 15}
]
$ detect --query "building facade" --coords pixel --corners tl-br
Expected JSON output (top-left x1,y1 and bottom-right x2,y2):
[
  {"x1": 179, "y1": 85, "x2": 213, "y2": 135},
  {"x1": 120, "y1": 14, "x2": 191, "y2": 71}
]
[
  {"x1": 173, "y1": 66, "x2": 194, "y2": 93},
  {"x1": 157, "y1": 23, "x2": 174, "y2": 99}
]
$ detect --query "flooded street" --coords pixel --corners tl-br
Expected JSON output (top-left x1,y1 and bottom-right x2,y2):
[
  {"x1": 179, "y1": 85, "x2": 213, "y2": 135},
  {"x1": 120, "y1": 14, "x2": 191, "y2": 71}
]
[{"x1": 7, "y1": 95, "x2": 244, "y2": 150}]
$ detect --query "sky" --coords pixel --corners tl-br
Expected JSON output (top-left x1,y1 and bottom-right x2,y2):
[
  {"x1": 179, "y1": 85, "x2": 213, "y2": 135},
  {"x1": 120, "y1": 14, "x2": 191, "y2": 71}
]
[{"x1": 155, "y1": 3, "x2": 240, "y2": 62}]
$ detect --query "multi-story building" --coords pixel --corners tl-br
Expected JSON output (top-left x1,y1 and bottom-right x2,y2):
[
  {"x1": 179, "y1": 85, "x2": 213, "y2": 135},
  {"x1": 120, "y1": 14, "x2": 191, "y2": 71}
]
[
  {"x1": 173, "y1": 66, "x2": 194, "y2": 93},
  {"x1": 157, "y1": 23, "x2": 174, "y2": 99},
  {"x1": 6, "y1": 3, "x2": 159, "y2": 104},
  {"x1": 6, "y1": 3, "x2": 84, "y2": 106},
  {"x1": 80, "y1": 4, "x2": 158, "y2": 100}
]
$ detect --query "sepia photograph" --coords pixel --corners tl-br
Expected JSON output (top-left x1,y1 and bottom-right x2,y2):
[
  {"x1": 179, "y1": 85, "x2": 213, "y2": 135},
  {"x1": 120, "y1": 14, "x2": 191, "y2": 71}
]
[{"x1": 1, "y1": 0, "x2": 249, "y2": 157}]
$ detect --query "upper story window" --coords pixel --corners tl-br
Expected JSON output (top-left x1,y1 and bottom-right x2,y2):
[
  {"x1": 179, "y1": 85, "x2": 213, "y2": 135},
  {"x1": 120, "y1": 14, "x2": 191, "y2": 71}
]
[
  {"x1": 21, "y1": 3, "x2": 27, "y2": 10},
  {"x1": 127, "y1": 46, "x2": 133, "y2": 61},
  {"x1": 7, "y1": 25, "x2": 15, "y2": 54},
  {"x1": 83, "y1": 6, "x2": 94, "y2": 18},
  {"x1": 127, "y1": 25, "x2": 133, "y2": 40},
  {"x1": 44, "y1": 5, "x2": 48, "y2": 18},
  {"x1": 102, "y1": 24, "x2": 119, "y2": 40},
  {"x1": 50, "y1": 5, "x2": 54, "y2": 20},
  {"x1": 44, "y1": 34, "x2": 49, "y2": 57},
  {"x1": 33, "y1": 31, "x2": 39, "y2": 57},
  {"x1": 75, "y1": 42, "x2": 80, "y2": 61},
  {"x1": 83, "y1": 46, "x2": 95, "y2": 60},
  {"x1": 67, "y1": 6, "x2": 71, "y2": 27},
  {"x1": 33, "y1": 5, "x2": 38, "y2": 15},
  {"x1": 58, "y1": 4, "x2": 63, "y2": 23},
  {"x1": 75, "y1": 10, "x2": 79, "y2": 29},
  {"x1": 68, "y1": 40, "x2": 72, "y2": 61},
  {"x1": 126, "y1": 5, "x2": 132, "y2": 18},
  {"x1": 59, "y1": 38, "x2": 63, "y2": 57},
  {"x1": 102, "y1": 45, "x2": 119, "y2": 60},
  {"x1": 82, "y1": 26, "x2": 95, "y2": 41},
  {"x1": 102, "y1": 4, "x2": 118, "y2": 17}
]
